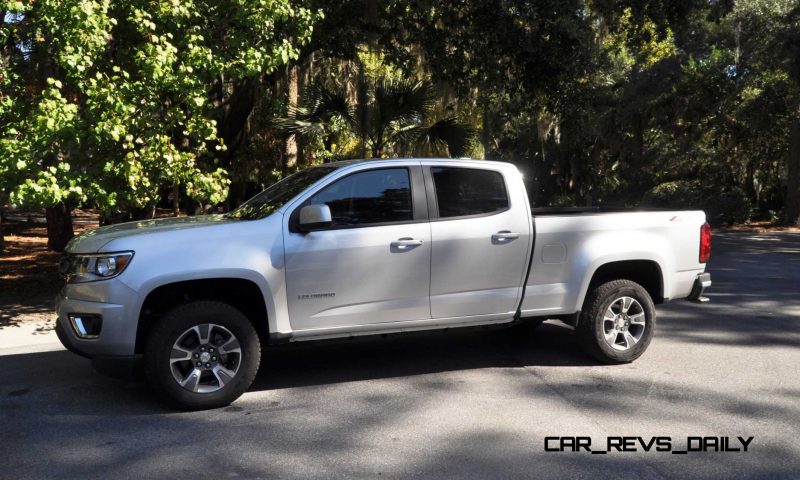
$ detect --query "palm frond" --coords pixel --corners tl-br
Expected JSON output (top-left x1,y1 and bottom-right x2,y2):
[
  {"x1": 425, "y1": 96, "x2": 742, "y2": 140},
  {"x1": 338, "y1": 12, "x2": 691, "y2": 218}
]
[
  {"x1": 374, "y1": 78, "x2": 435, "y2": 128},
  {"x1": 412, "y1": 117, "x2": 476, "y2": 158},
  {"x1": 273, "y1": 81, "x2": 354, "y2": 138},
  {"x1": 303, "y1": 81, "x2": 355, "y2": 126}
]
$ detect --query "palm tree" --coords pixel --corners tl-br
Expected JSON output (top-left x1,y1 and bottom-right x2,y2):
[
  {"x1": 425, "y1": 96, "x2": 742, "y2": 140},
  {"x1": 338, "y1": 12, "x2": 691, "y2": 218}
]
[{"x1": 276, "y1": 77, "x2": 475, "y2": 159}]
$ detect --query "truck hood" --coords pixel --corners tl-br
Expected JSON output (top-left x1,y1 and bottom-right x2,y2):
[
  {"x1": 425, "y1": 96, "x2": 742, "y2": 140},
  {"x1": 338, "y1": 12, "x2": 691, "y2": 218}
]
[{"x1": 66, "y1": 215, "x2": 236, "y2": 253}]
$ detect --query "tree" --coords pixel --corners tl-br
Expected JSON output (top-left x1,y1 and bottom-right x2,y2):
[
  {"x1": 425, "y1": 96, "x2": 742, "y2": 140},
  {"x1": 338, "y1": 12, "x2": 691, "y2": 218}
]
[
  {"x1": 278, "y1": 77, "x2": 475, "y2": 159},
  {"x1": 0, "y1": 0, "x2": 319, "y2": 250}
]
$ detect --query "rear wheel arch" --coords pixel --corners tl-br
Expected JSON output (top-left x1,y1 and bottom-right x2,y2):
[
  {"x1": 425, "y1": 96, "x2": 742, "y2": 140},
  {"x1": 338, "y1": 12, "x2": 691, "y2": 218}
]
[{"x1": 580, "y1": 260, "x2": 664, "y2": 308}]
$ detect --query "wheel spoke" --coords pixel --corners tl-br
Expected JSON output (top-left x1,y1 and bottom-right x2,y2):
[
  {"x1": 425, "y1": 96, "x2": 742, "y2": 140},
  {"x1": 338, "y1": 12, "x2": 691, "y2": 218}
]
[
  {"x1": 212, "y1": 365, "x2": 236, "y2": 388},
  {"x1": 180, "y1": 368, "x2": 203, "y2": 392},
  {"x1": 621, "y1": 297, "x2": 633, "y2": 314},
  {"x1": 623, "y1": 331, "x2": 638, "y2": 348},
  {"x1": 629, "y1": 313, "x2": 645, "y2": 325},
  {"x1": 219, "y1": 337, "x2": 241, "y2": 355},
  {"x1": 192, "y1": 324, "x2": 211, "y2": 344},
  {"x1": 170, "y1": 345, "x2": 193, "y2": 364},
  {"x1": 605, "y1": 329, "x2": 619, "y2": 342},
  {"x1": 604, "y1": 309, "x2": 616, "y2": 322}
]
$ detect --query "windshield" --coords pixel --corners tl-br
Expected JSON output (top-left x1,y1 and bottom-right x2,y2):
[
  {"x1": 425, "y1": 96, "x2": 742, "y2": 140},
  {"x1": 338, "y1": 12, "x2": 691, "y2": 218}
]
[{"x1": 227, "y1": 165, "x2": 340, "y2": 220}]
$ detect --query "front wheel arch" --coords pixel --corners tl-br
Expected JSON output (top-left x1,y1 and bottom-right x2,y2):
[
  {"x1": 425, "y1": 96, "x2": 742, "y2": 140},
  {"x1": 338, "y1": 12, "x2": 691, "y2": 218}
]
[{"x1": 135, "y1": 277, "x2": 270, "y2": 355}]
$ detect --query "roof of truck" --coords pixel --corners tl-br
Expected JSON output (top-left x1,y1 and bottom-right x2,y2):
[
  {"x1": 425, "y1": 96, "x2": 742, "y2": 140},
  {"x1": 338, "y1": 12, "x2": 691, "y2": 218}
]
[{"x1": 319, "y1": 157, "x2": 507, "y2": 168}]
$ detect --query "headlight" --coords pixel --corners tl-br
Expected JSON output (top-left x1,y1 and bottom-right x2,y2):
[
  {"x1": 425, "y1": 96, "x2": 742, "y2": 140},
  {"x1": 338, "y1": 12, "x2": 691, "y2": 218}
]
[{"x1": 59, "y1": 252, "x2": 134, "y2": 283}]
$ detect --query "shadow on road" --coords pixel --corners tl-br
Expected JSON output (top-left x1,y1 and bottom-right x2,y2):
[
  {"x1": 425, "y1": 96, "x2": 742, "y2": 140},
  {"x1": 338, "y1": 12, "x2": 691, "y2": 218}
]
[
  {"x1": 252, "y1": 321, "x2": 591, "y2": 390},
  {"x1": 0, "y1": 321, "x2": 592, "y2": 413},
  {"x1": 657, "y1": 232, "x2": 800, "y2": 349}
]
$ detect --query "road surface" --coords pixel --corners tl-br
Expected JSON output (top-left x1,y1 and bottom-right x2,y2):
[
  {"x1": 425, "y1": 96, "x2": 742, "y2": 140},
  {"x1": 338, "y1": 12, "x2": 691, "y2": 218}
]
[{"x1": 1, "y1": 232, "x2": 798, "y2": 479}]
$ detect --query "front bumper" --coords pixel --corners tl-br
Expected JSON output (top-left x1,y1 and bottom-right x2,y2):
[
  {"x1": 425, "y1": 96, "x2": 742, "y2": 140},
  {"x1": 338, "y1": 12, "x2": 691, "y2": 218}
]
[
  {"x1": 686, "y1": 272, "x2": 712, "y2": 303},
  {"x1": 55, "y1": 320, "x2": 137, "y2": 377},
  {"x1": 55, "y1": 283, "x2": 140, "y2": 377}
]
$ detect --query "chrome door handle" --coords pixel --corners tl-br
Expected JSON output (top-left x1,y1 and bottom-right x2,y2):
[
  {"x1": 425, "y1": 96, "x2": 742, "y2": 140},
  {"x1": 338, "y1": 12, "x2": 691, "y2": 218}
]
[
  {"x1": 492, "y1": 231, "x2": 520, "y2": 242},
  {"x1": 391, "y1": 237, "x2": 424, "y2": 248}
]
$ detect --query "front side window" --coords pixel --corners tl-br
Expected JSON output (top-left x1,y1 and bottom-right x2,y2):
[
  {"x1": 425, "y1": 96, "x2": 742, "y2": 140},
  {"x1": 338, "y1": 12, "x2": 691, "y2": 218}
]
[
  {"x1": 431, "y1": 167, "x2": 509, "y2": 218},
  {"x1": 305, "y1": 168, "x2": 412, "y2": 227},
  {"x1": 228, "y1": 165, "x2": 340, "y2": 220}
]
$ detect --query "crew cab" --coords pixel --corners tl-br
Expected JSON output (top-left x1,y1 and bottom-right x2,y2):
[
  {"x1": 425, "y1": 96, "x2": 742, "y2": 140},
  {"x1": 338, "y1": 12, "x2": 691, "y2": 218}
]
[{"x1": 55, "y1": 158, "x2": 712, "y2": 409}]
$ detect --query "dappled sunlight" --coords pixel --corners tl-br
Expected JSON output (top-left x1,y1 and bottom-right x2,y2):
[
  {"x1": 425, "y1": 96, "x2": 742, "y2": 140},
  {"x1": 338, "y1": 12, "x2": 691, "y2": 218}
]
[{"x1": 0, "y1": 219, "x2": 96, "y2": 328}]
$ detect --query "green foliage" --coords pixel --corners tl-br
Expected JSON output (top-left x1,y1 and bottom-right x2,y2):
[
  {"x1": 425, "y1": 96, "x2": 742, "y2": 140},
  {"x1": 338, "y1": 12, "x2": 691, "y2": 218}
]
[
  {"x1": 604, "y1": 7, "x2": 678, "y2": 69},
  {"x1": 3, "y1": 0, "x2": 800, "y2": 228},
  {"x1": 278, "y1": 77, "x2": 475, "y2": 159},
  {"x1": 642, "y1": 180, "x2": 706, "y2": 209},
  {"x1": 0, "y1": 0, "x2": 318, "y2": 215},
  {"x1": 547, "y1": 194, "x2": 578, "y2": 208},
  {"x1": 643, "y1": 180, "x2": 753, "y2": 225}
]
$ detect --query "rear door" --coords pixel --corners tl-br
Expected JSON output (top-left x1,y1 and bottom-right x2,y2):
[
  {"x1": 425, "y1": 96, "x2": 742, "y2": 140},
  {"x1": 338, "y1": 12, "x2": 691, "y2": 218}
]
[{"x1": 424, "y1": 162, "x2": 532, "y2": 319}]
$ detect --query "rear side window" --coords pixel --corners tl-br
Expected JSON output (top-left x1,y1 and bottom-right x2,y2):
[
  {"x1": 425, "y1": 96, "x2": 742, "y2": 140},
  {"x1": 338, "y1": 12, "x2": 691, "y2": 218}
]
[
  {"x1": 306, "y1": 168, "x2": 412, "y2": 227},
  {"x1": 431, "y1": 167, "x2": 509, "y2": 218}
]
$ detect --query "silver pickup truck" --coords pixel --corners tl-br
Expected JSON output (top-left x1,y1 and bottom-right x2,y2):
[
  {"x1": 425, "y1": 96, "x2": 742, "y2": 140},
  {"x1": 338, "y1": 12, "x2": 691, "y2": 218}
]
[{"x1": 56, "y1": 158, "x2": 712, "y2": 409}]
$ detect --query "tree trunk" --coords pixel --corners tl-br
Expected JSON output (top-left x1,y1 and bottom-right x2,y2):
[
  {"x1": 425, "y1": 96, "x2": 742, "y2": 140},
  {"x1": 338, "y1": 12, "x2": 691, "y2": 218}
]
[
  {"x1": 0, "y1": 212, "x2": 5, "y2": 253},
  {"x1": 784, "y1": 114, "x2": 800, "y2": 226},
  {"x1": 217, "y1": 75, "x2": 261, "y2": 161},
  {"x1": 356, "y1": 60, "x2": 369, "y2": 158},
  {"x1": 482, "y1": 105, "x2": 492, "y2": 159},
  {"x1": 296, "y1": 61, "x2": 308, "y2": 166},
  {"x1": 131, "y1": 205, "x2": 157, "y2": 220},
  {"x1": 172, "y1": 183, "x2": 180, "y2": 217},
  {"x1": 45, "y1": 202, "x2": 74, "y2": 252},
  {"x1": 744, "y1": 158, "x2": 758, "y2": 210},
  {"x1": 284, "y1": 64, "x2": 299, "y2": 170}
]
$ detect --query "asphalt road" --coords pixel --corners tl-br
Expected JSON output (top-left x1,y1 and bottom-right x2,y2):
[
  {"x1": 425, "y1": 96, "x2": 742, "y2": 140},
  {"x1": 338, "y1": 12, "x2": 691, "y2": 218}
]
[{"x1": 1, "y1": 232, "x2": 799, "y2": 479}]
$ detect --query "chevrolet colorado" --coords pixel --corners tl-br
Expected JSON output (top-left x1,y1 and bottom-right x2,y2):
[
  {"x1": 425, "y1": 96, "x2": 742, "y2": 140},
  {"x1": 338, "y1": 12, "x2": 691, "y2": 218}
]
[{"x1": 55, "y1": 158, "x2": 712, "y2": 409}]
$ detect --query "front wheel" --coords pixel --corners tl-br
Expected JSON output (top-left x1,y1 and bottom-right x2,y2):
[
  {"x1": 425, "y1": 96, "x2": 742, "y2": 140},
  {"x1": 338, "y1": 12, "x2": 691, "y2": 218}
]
[
  {"x1": 576, "y1": 279, "x2": 656, "y2": 363},
  {"x1": 144, "y1": 301, "x2": 261, "y2": 410}
]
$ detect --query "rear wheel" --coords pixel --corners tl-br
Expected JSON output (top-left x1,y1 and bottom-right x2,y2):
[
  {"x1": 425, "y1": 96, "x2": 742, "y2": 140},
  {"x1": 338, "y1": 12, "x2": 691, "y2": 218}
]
[
  {"x1": 577, "y1": 279, "x2": 656, "y2": 363},
  {"x1": 144, "y1": 301, "x2": 261, "y2": 410}
]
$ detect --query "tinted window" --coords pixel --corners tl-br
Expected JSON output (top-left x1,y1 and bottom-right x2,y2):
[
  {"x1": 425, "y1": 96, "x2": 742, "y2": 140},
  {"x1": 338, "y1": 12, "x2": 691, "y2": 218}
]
[
  {"x1": 432, "y1": 167, "x2": 509, "y2": 218},
  {"x1": 306, "y1": 168, "x2": 412, "y2": 227}
]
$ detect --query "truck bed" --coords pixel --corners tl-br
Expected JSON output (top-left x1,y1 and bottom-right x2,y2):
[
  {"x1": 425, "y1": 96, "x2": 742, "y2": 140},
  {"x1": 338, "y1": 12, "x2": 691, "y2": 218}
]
[{"x1": 520, "y1": 210, "x2": 707, "y2": 318}]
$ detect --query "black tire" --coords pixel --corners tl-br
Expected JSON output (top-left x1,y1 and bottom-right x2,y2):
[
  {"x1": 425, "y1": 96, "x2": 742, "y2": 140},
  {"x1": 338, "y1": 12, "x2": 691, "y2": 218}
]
[
  {"x1": 144, "y1": 301, "x2": 261, "y2": 410},
  {"x1": 576, "y1": 279, "x2": 656, "y2": 364}
]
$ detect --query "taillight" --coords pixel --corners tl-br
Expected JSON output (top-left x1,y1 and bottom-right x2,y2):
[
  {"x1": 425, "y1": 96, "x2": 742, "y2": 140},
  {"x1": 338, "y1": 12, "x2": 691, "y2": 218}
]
[{"x1": 699, "y1": 222, "x2": 711, "y2": 263}]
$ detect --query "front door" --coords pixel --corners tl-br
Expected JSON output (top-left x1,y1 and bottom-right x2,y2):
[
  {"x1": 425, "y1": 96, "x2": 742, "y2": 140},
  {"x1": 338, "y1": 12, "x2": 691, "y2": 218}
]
[{"x1": 284, "y1": 166, "x2": 431, "y2": 330}]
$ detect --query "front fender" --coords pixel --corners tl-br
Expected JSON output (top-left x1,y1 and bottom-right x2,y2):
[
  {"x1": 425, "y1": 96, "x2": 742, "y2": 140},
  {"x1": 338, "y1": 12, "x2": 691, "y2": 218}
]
[{"x1": 130, "y1": 268, "x2": 280, "y2": 336}]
